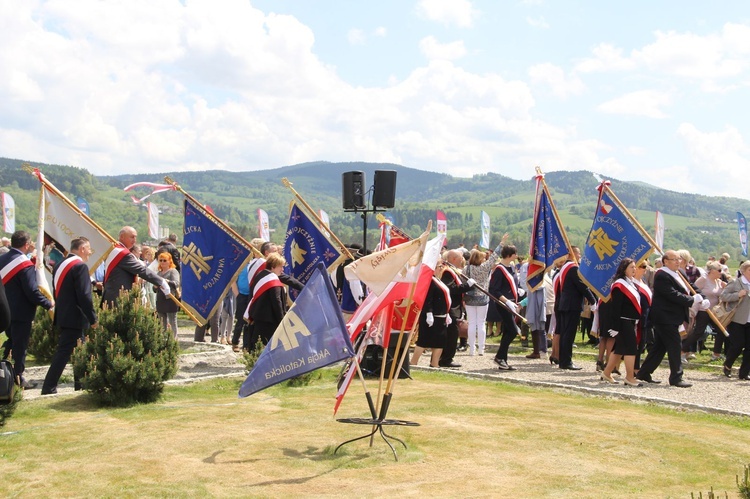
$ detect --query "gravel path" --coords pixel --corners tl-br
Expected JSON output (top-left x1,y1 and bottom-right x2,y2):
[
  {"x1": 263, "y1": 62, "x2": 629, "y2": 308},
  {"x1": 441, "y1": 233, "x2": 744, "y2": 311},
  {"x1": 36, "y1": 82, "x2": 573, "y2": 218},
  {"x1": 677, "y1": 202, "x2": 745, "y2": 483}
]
[
  {"x1": 18, "y1": 329, "x2": 750, "y2": 417},
  {"x1": 411, "y1": 347, "x2": 750, "y2": 417}
]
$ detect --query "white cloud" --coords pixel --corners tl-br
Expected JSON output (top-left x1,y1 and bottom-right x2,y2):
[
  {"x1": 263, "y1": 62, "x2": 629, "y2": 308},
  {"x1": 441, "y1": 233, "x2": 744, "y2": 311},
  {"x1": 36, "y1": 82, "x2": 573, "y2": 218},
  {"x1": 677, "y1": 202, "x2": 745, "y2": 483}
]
[
  {"x1": 374, "y1": 26, "x2": 387, "y2": 37},
  {"x1": 676, "y1": 123, "x2": 750, "y2": 196},
  {"x1": 597, "y1": 90, "x2": 672, "y2": 119},
  {"x1": 419, "y1": 36, "x2": 467, "y2": 61},
  {"x1": 526, "y1": 16, "x2": 549, "y2": 29},
  {"x1": 416, "y1": 0, "x2": 478, "y2": 28},
  {"x1": 347, "y1": 28, "x2": 366, "y2": 45},
  {"x1": 528, "y1": 63, "x2": 585, "y2": 98},
  {"x1": 575, "y1": 43, "x2": 637, "y2": 73}
]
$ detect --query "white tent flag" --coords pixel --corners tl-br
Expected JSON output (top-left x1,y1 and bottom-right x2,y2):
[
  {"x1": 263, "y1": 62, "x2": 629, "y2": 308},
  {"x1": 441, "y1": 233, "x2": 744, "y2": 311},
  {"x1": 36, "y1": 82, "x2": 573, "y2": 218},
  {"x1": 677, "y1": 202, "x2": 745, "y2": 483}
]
[
  {"x1": 148, "y1": 202, "x2": 159, "y2": 239},
  {"x1": 344, "y1": 228, "x2": 429, "y2": 296},
  {"x1": 258, "y1": 208, "x2": 270, "y2": 240},
  {"x1": 2, "y1": 192, "x2": 15, "y2": 233},
  {"x1": 480, "y1": 210, "x2": 491, "y2": 249},
  {"x1": 318, "y1": 209, "x2": 329, "y2": 228},
  {"x1": 42, "y1": 184, "x2": 115, "y2": 272},
  {"x1": 36, "y1": 189, "x2": 52, "y2": 299},
  {"x1": 654, "y1": 210, "x2": 665, "y2": 255}
]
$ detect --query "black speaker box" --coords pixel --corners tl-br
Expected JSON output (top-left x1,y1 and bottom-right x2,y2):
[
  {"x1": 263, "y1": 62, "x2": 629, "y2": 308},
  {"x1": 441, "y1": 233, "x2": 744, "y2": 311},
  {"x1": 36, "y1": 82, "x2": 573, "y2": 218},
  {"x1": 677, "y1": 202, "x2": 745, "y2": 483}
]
[
  {"x1": 372, "y1": 170, "x2": 397, "y2": 209},
  {"x1": 342, "y1": 171, "x2": 366, "y2": 210},
  {"x1": 360, "y1": 333, "x2": 410, "y2": 379}
]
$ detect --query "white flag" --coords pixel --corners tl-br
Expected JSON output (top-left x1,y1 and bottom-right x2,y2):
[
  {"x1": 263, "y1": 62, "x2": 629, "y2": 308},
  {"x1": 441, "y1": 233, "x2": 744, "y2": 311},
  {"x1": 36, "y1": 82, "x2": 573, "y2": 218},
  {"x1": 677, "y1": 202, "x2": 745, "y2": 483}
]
[
  {"x1": 36, "y1": 189, "x2": 52, "y2": 299},
  {"x1": 319, "y1": 209, "x2": 329, "y2": 228},
  {"x1": 40, "y1": 181, "x2": 115, "y2": 273},
  {"x1": 258, "y1": 209, "x2": 270, "y2": 240},
  {"x1": 2, "y1": 192, "x2": 15, "y2": 233},
  {"x1": 148, "y1": 202, "x2": 159, "y2": 239},
  {"x1": 654, "y1": 210, "x2": 665, "y2": 255},
  {"x1": 344, "y1": 229, "x2": 429, "y2": 296},
  {"x1": 480, "y1": 210, "x2": 490, "y2": 249}
]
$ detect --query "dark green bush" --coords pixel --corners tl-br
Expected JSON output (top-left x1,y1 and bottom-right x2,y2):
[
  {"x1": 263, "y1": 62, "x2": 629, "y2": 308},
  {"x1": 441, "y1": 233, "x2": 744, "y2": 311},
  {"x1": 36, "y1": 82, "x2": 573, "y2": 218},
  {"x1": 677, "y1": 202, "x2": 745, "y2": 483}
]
[
  {"x1": 28, "y1": 306, "x2": 59, "y2": 364},
  {"x1": 72, "y1": 287, "x2": 178, "y2": 406}
]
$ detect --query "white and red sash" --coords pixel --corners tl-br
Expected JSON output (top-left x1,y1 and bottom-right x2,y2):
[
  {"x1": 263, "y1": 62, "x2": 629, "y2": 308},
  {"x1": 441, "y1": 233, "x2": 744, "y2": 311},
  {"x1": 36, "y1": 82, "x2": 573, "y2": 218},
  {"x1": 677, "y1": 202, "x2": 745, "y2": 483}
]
[
  {"x1": 244, "y1": 272, "x2": 284, "y2": 320},
  {"x1": 494, "y1": 264, "x2": 518, "y2": 301},
  {"x1": 554, "y1": 261, "x2": 577, "y2": 295},
  {"x1": 655, "y1": 267, "x2": 690, "y2": 294},
  {"x1": 0, "y1": 252, "x2": 33, "y2": 285},
  {"x1": 611, "y1": 278, "x2": 641, "y2": 316},
  {"x1": 433, "y1": 276, "x2": 452, "y2": 310},
  {"x1": 104, "y1": 244, "x2": 131, "y2": 283},
  {"x1": 247, "y1": 258, "x2": 267, "y2": 287},
  {"x1": 633, "y1": 279, "x2": 652, "y2": 306},
  {"x1": 53, "y1": 255, "x2": 84, "y2": 299},
  {"x1": 442, "y1": 267, "x2": 462, "y2": 287}
]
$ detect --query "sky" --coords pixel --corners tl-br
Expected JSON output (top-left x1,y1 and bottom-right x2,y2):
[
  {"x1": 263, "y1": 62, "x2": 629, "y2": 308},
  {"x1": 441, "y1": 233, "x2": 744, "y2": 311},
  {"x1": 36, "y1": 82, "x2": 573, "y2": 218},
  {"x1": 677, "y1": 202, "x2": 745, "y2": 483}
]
[{"x1": 2, "y1": 0, "x2": 750, "y2": 199}]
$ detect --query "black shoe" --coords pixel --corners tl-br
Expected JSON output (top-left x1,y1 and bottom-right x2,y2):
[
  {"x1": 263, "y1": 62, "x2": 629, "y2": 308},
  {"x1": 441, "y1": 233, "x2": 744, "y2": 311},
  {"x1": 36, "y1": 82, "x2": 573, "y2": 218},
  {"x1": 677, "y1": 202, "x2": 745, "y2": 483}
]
[
  {"x1": 636, "y1": 374, "x2": 661, "y2": 384},
  {"x1": 439, "y1": 362, "x2": 462, "y2": 368},
  {"x1": 41, "y1": 387, "x2": 57, "y2": 395},
  {"x1": 671, "y1": 380, "x2": 692, "y2": 388},
  {"x1": 19, "y1": 377, "x2": 37, "y2": 390},
  {"x1": 496, "y1": 359, "x2": 516, "y2": 371},
  {"x1": 457, "y1": 345, "x2": 468, "y2": 352},
  {"x1": 739, "y1": 376, "x2": 749, "y2": 381},
  {"x1": 560, "y1": 364, "x2": 582, "y2": 371},
  {"x1": 549, "y1": 357, "x2": 559, "y2": 366},
  {"x1": 612, "y1": 368, "x2": 621, "y2": 376},
  {"x1": 723, "y1": 365, "x2": 732, "y2": 378},
  {"x1": 596, "y1": 360, "x2": 605, "y2": 372}
]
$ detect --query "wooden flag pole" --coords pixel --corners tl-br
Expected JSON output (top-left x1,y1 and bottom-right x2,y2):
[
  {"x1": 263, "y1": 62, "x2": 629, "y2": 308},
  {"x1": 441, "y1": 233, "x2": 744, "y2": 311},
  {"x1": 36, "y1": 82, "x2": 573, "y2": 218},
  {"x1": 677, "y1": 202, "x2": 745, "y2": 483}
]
[
  {"x1": 535, "y1": 166, "x2": 575, "y2": 261},
  {"x1": 281, "y1": 177, "x2": 354, "y2": 260},
  {"x1": 602, "y1": 183, "x2": 728, "y2": 338}
]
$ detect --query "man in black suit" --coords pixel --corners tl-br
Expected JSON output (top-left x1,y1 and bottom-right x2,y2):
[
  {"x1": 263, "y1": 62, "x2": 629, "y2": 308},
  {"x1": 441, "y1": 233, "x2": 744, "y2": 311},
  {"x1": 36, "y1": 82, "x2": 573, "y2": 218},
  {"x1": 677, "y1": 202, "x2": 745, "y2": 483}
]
[
  {"x1": 0, "y1": 231, "x2": 54, "y2": 389},
  {"x1": 102, "y1": 226, "x2": 170, "y2": 308},
  {"x1": 636, "y1": 250, "x2": 706, "y2": 387},
  {"x1": 438, "y1": 249, "x2": 474, "y2": 368},
  {"x1": 555, "y1": 246, "x2": 596, "y2": 370},
  {"x1": 41, "y1": 237, "x2": 98, "y2": 395}
]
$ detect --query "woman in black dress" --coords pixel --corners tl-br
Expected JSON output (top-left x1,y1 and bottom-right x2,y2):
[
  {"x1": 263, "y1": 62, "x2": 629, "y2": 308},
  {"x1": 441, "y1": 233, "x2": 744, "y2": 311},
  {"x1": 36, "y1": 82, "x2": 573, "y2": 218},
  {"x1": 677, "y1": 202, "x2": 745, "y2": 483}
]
[
  {"x1": 411, "y1": 269, "x2": 452, "y2": 368},
  {"x1": 601, "y1": 258, "x2": 642, "y2": 386}
]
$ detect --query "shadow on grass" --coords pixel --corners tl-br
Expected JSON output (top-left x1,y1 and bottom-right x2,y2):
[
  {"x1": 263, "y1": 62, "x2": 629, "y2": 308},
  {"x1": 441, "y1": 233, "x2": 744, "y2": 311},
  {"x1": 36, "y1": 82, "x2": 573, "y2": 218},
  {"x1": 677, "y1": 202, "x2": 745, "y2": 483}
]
[{"x1": 47, "y1": 393, "x2": 102, "y2": 413}]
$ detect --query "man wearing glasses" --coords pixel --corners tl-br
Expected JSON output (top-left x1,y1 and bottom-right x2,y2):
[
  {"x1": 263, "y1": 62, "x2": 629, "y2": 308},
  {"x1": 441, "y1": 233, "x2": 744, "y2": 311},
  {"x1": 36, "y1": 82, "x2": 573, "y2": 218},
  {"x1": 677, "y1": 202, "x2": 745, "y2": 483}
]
[{"x1": 637, "y1": 250, "x2": 709, "y2": 387}]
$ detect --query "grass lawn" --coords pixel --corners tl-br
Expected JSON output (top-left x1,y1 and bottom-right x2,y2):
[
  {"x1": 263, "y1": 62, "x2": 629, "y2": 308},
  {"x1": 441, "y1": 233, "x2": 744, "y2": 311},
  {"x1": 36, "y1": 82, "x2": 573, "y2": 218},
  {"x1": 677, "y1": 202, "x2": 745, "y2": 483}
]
[{"x1": 2, "y1": 369, "x2": 749, "y2": 497}]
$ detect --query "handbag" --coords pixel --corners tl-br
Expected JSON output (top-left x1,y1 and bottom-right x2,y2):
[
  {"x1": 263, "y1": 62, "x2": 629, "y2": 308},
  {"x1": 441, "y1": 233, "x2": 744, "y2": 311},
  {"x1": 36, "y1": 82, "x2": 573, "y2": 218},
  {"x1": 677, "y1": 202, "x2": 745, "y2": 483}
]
[{"x1": 711, "y1": 296, "x2": 744, "y2": 328}]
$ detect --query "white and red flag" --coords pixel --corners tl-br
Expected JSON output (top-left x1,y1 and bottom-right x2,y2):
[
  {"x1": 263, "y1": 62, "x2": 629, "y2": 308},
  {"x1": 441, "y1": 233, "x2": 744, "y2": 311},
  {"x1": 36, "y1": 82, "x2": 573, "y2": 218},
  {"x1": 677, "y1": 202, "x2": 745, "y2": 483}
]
[{"x1": 124, "y1": 181, "x2": 176, "y2": 204}]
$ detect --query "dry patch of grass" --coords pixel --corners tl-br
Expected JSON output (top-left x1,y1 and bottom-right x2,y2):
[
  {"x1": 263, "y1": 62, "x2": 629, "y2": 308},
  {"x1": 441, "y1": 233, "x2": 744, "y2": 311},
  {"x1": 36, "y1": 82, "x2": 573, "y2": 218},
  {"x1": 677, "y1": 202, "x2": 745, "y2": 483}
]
[{"x1": 2, "y1": 369, "x2": 749, "y2": 497}]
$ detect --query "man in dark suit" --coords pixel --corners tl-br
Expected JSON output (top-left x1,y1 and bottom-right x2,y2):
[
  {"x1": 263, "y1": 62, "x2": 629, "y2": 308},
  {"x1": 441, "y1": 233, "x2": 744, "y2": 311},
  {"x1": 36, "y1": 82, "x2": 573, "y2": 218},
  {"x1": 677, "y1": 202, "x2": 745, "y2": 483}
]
[
  {"x1": 0, "y1": 230, "x2": 54, "y2": 389},
  {"x1": 102, "y1": 226, "x2": 170, "y2": 308},
  {"x1": 41, "y1": 237, "x2": 98, "y2": 395},
  {"x1": 438, "y1": 249, "x2": 474, "y2": 368},
  {"x1": 636, "y1": 250, "x2": 706, "y2": 387},
  {"x1": 555, "y1": 246, "x2": 596, "y2": 370}
]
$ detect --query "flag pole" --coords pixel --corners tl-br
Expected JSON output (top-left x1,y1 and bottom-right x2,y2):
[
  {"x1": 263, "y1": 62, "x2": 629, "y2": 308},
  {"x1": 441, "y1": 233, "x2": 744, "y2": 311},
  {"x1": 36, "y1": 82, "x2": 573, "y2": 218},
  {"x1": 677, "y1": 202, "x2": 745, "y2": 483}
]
[
  {"x1": 165, "y1": 176, "x2": 263, "y2": 259},
  {"x1": 536, "y1": 166, "x2": 575, "y2": 259},
  {"x1": 602, "y1": 183, "x2": 728, "y2": 337},
  {"x1": 281, "y1": 178, "x2": 354, "y2": 260}
]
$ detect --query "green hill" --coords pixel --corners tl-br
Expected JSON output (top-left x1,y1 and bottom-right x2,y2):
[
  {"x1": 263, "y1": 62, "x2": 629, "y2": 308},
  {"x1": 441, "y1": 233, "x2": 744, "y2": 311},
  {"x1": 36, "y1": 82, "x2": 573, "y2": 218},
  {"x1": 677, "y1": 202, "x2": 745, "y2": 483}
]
[{"x1": 1, "y1": 157, "x2": 748, "y2": 264}]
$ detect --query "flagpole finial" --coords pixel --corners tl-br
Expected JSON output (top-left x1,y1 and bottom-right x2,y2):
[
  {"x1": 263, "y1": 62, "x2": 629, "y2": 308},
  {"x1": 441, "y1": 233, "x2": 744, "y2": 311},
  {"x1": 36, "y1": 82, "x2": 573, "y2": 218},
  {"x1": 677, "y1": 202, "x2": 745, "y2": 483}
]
[
  {"x1": 164, "y1": 176, "x2": 175, "y2": 185},
  {"x1": 282, "y1": 178, "x2": 292, "y2": 188},
  {"x1": 535, "y1": 166, "x2": 543, "y2": 176}
]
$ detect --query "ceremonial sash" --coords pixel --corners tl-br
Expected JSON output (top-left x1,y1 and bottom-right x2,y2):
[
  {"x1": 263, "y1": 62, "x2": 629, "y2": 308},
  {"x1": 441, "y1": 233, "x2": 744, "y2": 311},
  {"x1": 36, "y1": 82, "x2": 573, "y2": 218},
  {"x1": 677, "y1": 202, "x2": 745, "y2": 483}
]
[
  {"x1": 246, "y1": 258, "x2": 267, "y2": 291},
  {"x1": 554, "y1": 261, "x2": 577, "y2": 295},
  {"x1": 633, "y1": 279, "x2": 652, "y2": 306},
  {"x1": 442, "y1": 267, "x2": 462, "y2": 286},
  {"x1": 655, "y1": 267, "x2": 690, "y2": 294},
  {"x1": 53, "y1": 255, "x2": 84, "y2": 299},
  {"x1": 494, "y1": 264, "x2": 518, "y2": 301},
  {"x1": 0, "y1": 253, "x2": 33, "y2": 285},
  {"x1": 104, "y1": 244, "x2": 131, "y2": 283},
  {"x1": 433, "y1": 276, "x2": 452, "y2": 310},
  {"x1": 611, "y1": 278, "x2": 641, "y2": 316},
  {"x1": 244, "y1": 272, "x2": 284, "y2": 320}
]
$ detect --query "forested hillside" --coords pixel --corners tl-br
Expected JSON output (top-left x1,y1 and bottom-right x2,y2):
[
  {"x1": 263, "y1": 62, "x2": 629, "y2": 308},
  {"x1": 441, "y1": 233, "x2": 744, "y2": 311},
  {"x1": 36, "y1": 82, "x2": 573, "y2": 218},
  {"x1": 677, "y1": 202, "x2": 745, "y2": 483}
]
[{"x1": 1, "y1": 157, "x2": 748, "y2": 264}]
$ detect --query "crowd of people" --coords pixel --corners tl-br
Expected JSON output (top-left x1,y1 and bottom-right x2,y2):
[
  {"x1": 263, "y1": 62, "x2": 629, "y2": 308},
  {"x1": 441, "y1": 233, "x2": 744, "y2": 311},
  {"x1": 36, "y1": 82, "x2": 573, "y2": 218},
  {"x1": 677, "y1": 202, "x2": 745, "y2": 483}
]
[{"x1": 2, "y1": 219, "x2": 749, "y2": 396}]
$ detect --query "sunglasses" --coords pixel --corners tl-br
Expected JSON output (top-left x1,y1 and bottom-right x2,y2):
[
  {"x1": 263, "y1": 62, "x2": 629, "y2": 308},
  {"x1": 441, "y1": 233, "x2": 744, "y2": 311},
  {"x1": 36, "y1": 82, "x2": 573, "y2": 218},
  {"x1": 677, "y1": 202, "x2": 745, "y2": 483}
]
[{"x1": 158, "y1": 258, "x2": 170, "y2": 262}]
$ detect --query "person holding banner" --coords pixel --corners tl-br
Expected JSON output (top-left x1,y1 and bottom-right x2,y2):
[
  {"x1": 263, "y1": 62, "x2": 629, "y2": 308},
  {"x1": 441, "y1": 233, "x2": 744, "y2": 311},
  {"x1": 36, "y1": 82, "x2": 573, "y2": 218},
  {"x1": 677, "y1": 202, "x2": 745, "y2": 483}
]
[
  {"x1": 102, "y1": 226, "x2": 171, "y2": 308},
  {"x1": 41, "y1": 237, "x2": 98, "y2": 395},
  {"x1": 555, "y1": 246, "x2": 596, "y2": 371},
  {"x1": 637, "y1": 251, "x2": 707, "y2": 387},
  {"x1": 245, "y1": 252, "x2": 288, "y2": 345},
  {"x1": 0, "y1": 231, "x2": 54, "y2": 389},
  {"x1": 488, "y1": 245, "x2": 524, "y2": 371}
]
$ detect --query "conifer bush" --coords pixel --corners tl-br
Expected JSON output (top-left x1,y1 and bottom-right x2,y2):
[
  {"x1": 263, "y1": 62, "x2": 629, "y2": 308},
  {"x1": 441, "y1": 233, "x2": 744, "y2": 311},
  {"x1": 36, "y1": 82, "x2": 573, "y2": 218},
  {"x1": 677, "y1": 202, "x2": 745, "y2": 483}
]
[
  {"x1": 72, "y1": 287, "x2": 178, "y2": 406},
  {"x1": 28, "y1": 306, "x2": 59, "y2": 364}
]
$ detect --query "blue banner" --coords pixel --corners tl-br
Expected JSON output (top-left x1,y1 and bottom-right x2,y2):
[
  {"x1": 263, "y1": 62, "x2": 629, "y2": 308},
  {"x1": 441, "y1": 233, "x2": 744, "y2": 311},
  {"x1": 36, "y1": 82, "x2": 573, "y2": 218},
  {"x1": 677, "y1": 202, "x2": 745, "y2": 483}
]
[
  {"x1": 77, "y1": 197, "x2": 90, "y2": 216},
  {"x1": 283, "y1": 201, "x2": 344, "y2": 296},
  {"x1": 239, "y1": 263, "x2": 354, "y2": 398},
  {"x1": 527, "y1": 182, "x2": 569, "y2": 291},
  {"x1": 181, "y1": 198, "x2": 253, "y2": 323},
  {"x1": 739, "y1": 212, "x2": 748, "y2": 257},
  {"x1": 579, "y1": 184, "x2": 654, "y2": 300}
]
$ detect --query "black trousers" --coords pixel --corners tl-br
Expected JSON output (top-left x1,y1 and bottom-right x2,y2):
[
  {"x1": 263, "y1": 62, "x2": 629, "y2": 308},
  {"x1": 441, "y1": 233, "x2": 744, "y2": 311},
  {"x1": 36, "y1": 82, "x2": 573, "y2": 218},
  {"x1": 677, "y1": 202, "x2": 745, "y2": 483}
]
[
  {"x1": 231, "y1": 293, "x2": 250, "y2": 346},
  {"x1": 42, "y1": 327, "x2": 83, "y2": 393},
  {"x1": 557, "y1": 310, "x2": 580, "y2": 368},
  {"x1": 725, "y1": 321, "x2": 750, "y2": 378},
  {"x1": 682, "y1": 310, "x2": 710, "y2": 352},
  {"x1": 493, "y1": 307, "x2": 518, "y2": 363},
  {"x1": 438, "y1": 314, "x2": 460, "y2": 366},
  {"x1": 638, "y1": 322, "x2": 684, "y2": 385},
  {"x1": 9, "y1": 320, "x2": 32, "y2": 377}
]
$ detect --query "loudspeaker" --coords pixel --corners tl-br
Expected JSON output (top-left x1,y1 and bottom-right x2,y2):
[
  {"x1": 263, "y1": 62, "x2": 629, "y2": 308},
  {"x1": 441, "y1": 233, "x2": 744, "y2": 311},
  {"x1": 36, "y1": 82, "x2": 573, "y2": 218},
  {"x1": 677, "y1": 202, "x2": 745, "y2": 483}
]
[
  {"x1": 372, "y1": 170, "x2": 397, "y2": 209},
  {"x1": 342, "y1": 171, "x2": 366, "y2": 210},
  {"x1": 360, "y1": 334, "x2": 410, "y2": 379}
]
